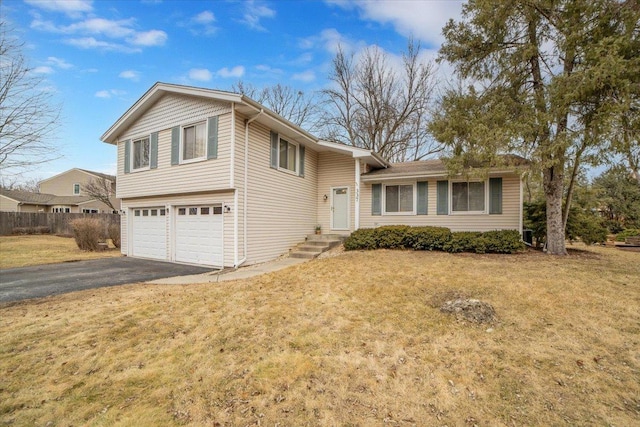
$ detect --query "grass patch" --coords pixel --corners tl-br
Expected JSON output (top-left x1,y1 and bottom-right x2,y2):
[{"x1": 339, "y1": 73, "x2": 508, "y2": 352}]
[
  {"x1": 0, "y1": 235, "x2": 121, "y2": 269},
  {"x1": 1, "y1": 245, "x2": 639, "y2": 425}
]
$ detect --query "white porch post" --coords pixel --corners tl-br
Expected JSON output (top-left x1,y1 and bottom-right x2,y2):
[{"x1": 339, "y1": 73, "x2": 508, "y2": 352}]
[{"x1": 355, "y1": 159, "x2": 360, "y2": 230}]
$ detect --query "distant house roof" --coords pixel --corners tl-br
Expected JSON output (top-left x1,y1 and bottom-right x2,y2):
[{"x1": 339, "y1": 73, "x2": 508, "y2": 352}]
[
  {"x1": 0, "y1": 189, "x2": 93, "y2": 206},
  {"x1": 362, "y1": 155, "x2": 529, "y2": 181}
]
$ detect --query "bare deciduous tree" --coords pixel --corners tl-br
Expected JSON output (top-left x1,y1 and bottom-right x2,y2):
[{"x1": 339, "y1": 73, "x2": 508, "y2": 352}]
[
  {"x1": 0, "y1": 21, "x2": 61, "y2": 175},
  {"x1": 0, "y1": 175, "x2": 42, "y2": 192},
  {"x1": 232, "y1": 81, "x2": 320, "y2": 131},
  {"x1": 320, "y1": 40, "x2": 440, "y2": 162},
  {"x1": 82, "y1": 178, "x2": 116, "y2": 211}
]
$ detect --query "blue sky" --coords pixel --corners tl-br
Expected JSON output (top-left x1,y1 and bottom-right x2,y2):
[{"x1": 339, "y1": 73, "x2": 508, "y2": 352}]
[{"x1": 4, "y1": 0, "x2": 464, "y2": 183}]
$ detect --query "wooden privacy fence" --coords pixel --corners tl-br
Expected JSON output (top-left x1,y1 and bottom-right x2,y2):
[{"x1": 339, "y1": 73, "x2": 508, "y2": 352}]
[{"x1": 0, "y1": 212, "x2": 120, "y2": 236}]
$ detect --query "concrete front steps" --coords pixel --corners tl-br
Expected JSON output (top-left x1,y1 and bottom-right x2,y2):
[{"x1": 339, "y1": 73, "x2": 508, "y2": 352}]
[{"x1": 290, "y1": 234, "x2": 347, "y2": 259}]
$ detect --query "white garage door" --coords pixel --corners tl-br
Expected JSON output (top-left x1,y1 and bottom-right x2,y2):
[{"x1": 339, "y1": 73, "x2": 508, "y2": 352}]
[
  {"x1": 175, "y1": 205, "x2": 223, "y2": 267},
  {"x1": 131, "y1": 207, "x2": 167, "y2": 260}
]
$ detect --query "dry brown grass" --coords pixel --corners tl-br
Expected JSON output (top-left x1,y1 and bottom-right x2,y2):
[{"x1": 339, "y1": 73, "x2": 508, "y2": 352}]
[
  {"x1": 1, "y1": 245, "x2": 639, "y2": 426},
  {"x1": 0, "y1": 235, "x2": 121, "y2": 269}
]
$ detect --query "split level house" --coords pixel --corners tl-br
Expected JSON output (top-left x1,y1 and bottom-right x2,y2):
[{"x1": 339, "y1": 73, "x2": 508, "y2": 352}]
[
  {"x1": 101, "y1": 82, "x2": 527, "y2": 268},
  {"x1": 0, "y1": 168, "x2": 119, "y2": 213}
]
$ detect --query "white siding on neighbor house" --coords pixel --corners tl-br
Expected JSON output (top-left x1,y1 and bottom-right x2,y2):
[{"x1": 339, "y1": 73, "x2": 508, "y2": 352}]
[
  {"x1": 120, "y1": 191, "x2": 235, "y2": 266},
  {"x1": 0, "y1": 195, "x2": 20, "y2": 212},
  {"x1": 116, "y1": 94, "x2": 232, "y2": 199},
  {"x1": 243, "y1": 120, "x2": 318, "y2": 265},
  {"x1": 316, "y1": 152, "x2": 357, "y2": 234},
  {"x1": 359, "y1": 174, "x2": 522, "y2": 231}
]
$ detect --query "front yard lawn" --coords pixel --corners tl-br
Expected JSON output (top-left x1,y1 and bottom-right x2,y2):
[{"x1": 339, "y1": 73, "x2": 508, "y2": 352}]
[
  {"x1": 0, "y1": 235, "x2": 121, "y2": 269},
  {"x1": 1, "y1": 246, "x2": 638, "y2": 425}
]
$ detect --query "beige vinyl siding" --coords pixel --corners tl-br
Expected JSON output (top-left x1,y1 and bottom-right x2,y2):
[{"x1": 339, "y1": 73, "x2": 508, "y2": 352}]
[
  {"x1": 232, "y1": 112, "x2": 246, "y2": 262},
  {"x1": 78, "y1": 199, "x2": 116, "y2": 213},
  {"x1": 39, "y1": 169, "x2": 100, "y2": 196},
  {"x1": 0, "y1": 195, "x2": 20, "y2": 212},
  {"x1": 244, "y1": 121, "x2": 318, "y2": 265},
  {"x1": 117, "y1": 107, "x2": 233, "y2": 199},
  {"x1": 316, "y1": 152, "x2": 357, "y2": 234},
  {"x1": 360, "y1": 174, "x2": 522, "y2": 231},
  {"x1": 121, "y1": 191, "x2": 235, "y2": 266},
  {"x1": 19, "y1": 204, "x2": 48, "y2": 213}
]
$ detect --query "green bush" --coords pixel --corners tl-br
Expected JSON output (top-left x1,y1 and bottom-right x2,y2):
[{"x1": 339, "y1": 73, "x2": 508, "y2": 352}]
[
  {"x1": 482, "y1": 229, "x2": 526, "y2": 253},
  {"x1": 375, "y1": 225, "x2": 410, "y2": 249},
  {"x1": 405, "y1": 226, "x2": 452, "y2": 250},
  {"x1": 573, "y1": 214, "x2": 608, "y2": 245},
  {"x1": 343, "y1": 228, "x2": 378, "y2": 250},
  {"x1": 615, "y1": 228, "x2": 640, "y2": 242},
  {"x1": 70, "y1": 218, "x2": 106, "y2": 251},
  {"x1": 443, "y1": 232, "x2": 485, "y2": 253}
]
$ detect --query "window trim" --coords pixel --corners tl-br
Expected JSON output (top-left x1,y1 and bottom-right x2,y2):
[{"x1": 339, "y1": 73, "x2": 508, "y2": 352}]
[
  {"x1": 449, "y1": 179, "x2": 488, "y2": 215},
  {"x1": 382, "y1": 182, "x2": 416, "y2": 215},
  {"x1": 277, "y1": 136, "x2": 299, "y2": 175},
  {"x1": 131, "y1": 135, "x2": 151, "y2": 172},
  {"x1": 180, "y1": 120, "x2": 208, "y2": 164}
]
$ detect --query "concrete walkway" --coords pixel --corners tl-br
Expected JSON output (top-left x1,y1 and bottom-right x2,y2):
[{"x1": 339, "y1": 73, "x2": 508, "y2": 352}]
[{"x1": 149, "y1": 257, "x2": 308, "y2": 285}]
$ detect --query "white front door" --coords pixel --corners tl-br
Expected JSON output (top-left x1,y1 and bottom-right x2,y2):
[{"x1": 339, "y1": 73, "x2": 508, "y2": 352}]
[{"x1": 332, "y1": 187, "x2": 349, "y2": 230}]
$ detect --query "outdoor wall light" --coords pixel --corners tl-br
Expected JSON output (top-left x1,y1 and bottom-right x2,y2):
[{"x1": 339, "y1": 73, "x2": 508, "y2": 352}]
[{"x1": 323, "y1": 194, "x2": 328, "y2": 201}]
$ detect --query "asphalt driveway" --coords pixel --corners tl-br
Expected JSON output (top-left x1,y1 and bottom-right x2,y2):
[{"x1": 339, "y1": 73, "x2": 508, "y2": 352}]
[{"x1": 0, "y1": 257, "x2": 214, "y2": 303}]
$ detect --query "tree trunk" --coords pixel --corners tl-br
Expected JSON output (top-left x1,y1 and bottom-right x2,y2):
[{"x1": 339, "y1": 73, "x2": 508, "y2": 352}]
[{"x1": 544, "y1": 164, "x2": 567, "y2": 255}]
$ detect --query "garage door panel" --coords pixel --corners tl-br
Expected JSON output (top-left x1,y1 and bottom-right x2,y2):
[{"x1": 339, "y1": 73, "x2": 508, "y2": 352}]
[
  {"x1": 131, "y1": 207, "x2": 167, "y2": 260},
  {"x1": 175, "y1": 205, "x2": 223, "y2": 267}
]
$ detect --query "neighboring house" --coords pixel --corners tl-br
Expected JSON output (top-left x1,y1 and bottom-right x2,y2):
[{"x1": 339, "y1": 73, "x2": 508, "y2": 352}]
[
  {"x1": 0, "y1": 169, "x2": 119, "y2": 213},
  {"x1": 101, "y1": 82, "x2": 527, "y2": 268}
]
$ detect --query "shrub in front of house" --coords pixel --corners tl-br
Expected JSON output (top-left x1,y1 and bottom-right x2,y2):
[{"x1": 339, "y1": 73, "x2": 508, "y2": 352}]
[
  {"x1": 344, "y1": 226, "x2": 524, "y2": 254},
  {"x1": 405, "y1": 226, "x2": 452, "y2": 251},
  {"x1": 12, "y1": 226, "x2": 51, "y2": 235},
  {"x1": 615, "y1": 228, "x2": 640, "y2": 242},
  {"x1": 108, "y1": 223, "x2": 121, "y2": 249},
  {"x1": 70, "y1": 218, "x2": 106, "y2": 251},
  {"x1": 443, "y1": 232, "x2": 485, "y2": 253}
]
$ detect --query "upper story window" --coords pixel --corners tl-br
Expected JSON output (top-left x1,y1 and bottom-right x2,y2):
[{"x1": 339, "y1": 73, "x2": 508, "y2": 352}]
[
  {"x1": 384, "y1": 184, "x2": 414, "y2": 214},
  {"x1": 73, "y1": 183, "x2": 80, "y2": 195},
  {"x1": 278, "y1": 138, "x2": 298, "y2": 173},
  {"x1": 132, "y1": 137, "x2": 150, "y2": 170},
  {"x1": 182, "y1": 122, "x2": 206, "y2": 162},
  {"x1": 451, "y1": 181, "x2": 485, "y2": 213}
]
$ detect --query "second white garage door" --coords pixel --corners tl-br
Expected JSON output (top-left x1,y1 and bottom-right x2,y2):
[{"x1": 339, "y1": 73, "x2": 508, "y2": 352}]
[{"x1": 175, "y1": 205, "x2": 223, "y2": 267}]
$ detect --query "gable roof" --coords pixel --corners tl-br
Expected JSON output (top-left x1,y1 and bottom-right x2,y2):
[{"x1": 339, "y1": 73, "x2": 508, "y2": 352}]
[
  {"x1": 0, "y1": 189, "x2": 94, "y2": 206},
  {"x1": 38, "y1": 168, "x2": 115, "y2": 186},
  {"x1": 101, "y1": 82, "x2": 389, "y2": 168}
]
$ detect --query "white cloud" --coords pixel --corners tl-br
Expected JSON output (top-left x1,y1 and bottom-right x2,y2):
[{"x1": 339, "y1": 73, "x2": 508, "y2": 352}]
[
  {"x1": 255, "y1": 64, "x2": 283, "y2": 74},
  {"x1": 95, "y1": 89, "x2": 126, "y2": 99},
  {"x1": 189, "y1": 68, "x2": 213, "y2": 81},
  {"x1": 24, "y1": 0, "x2": 93, "y2": 16},
  {"x1": 194, "y1": 10, "x2": 215, "y2": 24},
  {"x1": 32, "y1": 66, "x2": 54, "y2": 74},
  {"x1": 300, "y1": 28, "x2": 355, "y2": 55},
  {"x1": 128, "y1": 29, "x2": 167, "y2": 46},
  {"x1": 30, "y1": 14, "x2": 167, "y2": 53},
  {"x1": 65, "y1": 37, "x2": 141, "y2": 53},
  {"x1": 329, "y1": 0, "x2": 463, "y2": 47},
  {"x1": 292, "y1": 70, "x2": 316, "y2": 83},
  {"x1": 240, "y1": 0, "x2": 276, "y2": 31},
  {"x1": 47, "y1": 56, "x2": 73, "y2": 69},
  {"x1": 217, "y1": 66, "x2": 245, "y2": 78},
  {"x1": 119, "y1": 70, "x2": 140, "y2": 81}
]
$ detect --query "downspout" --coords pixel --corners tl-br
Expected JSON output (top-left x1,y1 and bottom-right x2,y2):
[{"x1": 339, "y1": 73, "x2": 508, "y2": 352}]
[
  {"x1": 231, "y1": 103, "x2": 239, "y2": 267},
  {"x1": 519, "y1": 174, "x2": 524, "y2": 237},
  {"x1": 354, "y1": 159, "x2": 361, "y2": 230},
  {"x1": 234, "y1": 108, "x2": 264, "y2": 268}
]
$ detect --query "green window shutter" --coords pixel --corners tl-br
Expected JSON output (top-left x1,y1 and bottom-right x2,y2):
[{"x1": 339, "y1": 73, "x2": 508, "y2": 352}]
[
  {"x1": 123, "y1": 139, "x2": 131, "y2": 174},
  {"x1": 207, "y1": 116, "x2": 218, "y2": 160},
  {"x1": 417, "y1": 181, "x2": 428, "y2": 215},
  {"x1": 171, "y1": 126, "x2": 180, "y2": 165},
  {"x1": 437, "y1": 180, "x2": 449, "y2": 215},
  {"x1": 372, "y1": 183, "x2": 382, "y2": 216},
  {"x1": 150, "y1": 132, "x2": 158, "y2": 169},
  {"x1": 489, "y1": 177, "x2": 503, "y2": 214},
  {"x1": 270, "y1": 131, "x2": 278, "y2": 169},
  {"x1": 299, "y1": 145, "x2": 305, "y2": 177}
]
